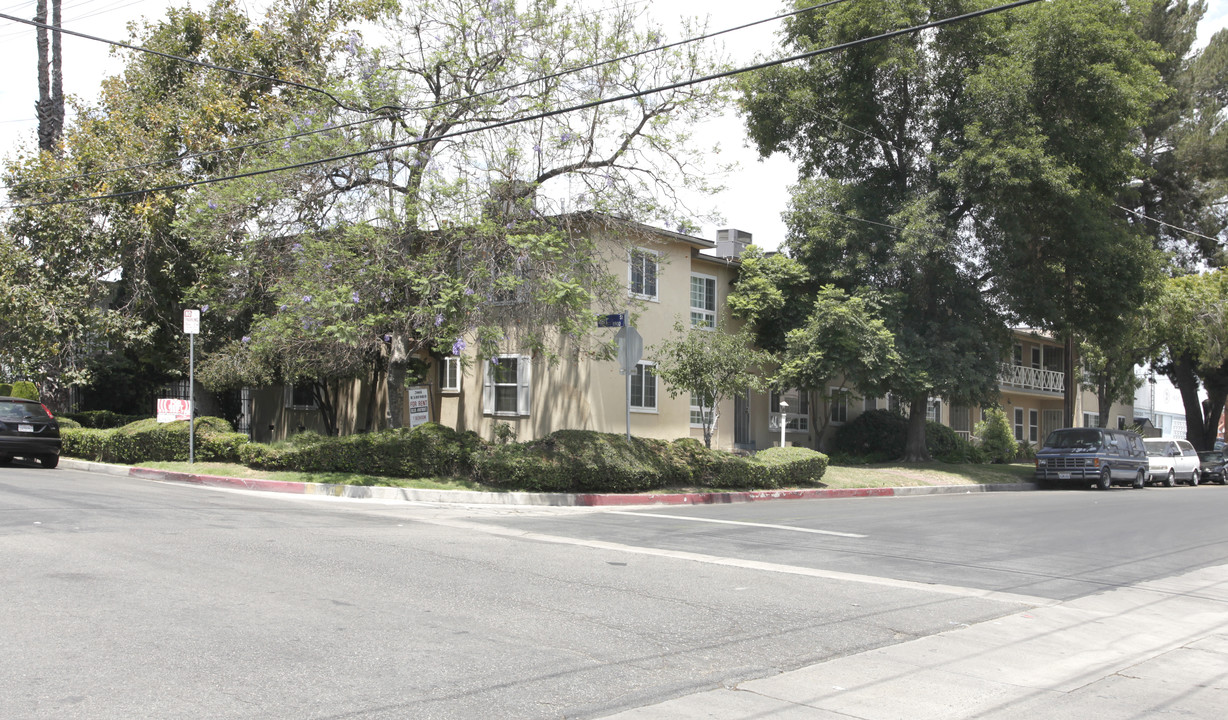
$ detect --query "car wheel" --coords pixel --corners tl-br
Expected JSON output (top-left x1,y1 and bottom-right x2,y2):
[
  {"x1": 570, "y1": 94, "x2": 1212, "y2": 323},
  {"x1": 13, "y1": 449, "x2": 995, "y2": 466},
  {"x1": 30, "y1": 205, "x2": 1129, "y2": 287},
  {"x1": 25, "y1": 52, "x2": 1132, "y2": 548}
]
[
  {"x1": 1189, "y1": 470, "x2": 1200, "y2": 487},
  {"x1": 1133, "y1": 469, "x2": 1146, "y2": 489},
  {"x1": 1097, "y1": 468, "x2": 1112, "y2": 491},
  {"x1": 39, "y1": 454, "x2": 59, "y2": 469},
  {"x1": 1165, "y1": 469, "x2": 1176, "y2": 487}
]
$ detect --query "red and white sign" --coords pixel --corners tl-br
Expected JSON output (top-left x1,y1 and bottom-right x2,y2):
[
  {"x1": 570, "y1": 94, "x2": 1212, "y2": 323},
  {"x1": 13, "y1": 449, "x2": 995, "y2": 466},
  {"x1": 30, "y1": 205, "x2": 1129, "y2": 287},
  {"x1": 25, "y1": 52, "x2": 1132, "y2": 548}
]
[
  {"x1": 157, "y1": 398, "x2": 191, "y2": 423},
  {"x1": 183, "y1": 309, "x2": 200, "y2": 335},
  {"x1": 408, "y1": 387, "x2": 430, "y2": 429}
]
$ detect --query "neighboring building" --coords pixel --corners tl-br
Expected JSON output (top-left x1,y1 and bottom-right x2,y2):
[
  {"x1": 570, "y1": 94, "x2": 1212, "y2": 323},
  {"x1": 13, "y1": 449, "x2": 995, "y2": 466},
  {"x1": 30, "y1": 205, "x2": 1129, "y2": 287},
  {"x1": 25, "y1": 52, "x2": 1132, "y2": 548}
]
[{"x1": 1134, "y1": 366, "x2": 1188, "y2": 439}]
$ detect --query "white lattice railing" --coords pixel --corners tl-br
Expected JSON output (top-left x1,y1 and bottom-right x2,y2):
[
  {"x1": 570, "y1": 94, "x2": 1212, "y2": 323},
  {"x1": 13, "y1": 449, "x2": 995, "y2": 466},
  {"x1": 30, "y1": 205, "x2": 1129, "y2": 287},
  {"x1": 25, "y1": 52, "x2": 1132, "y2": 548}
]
[
  {"x1": 955, "y1": 430, "x2": 972, "y2": 441},
  {"x1": 998, "y1": 363, "x2": 1064, "y2": 394}
]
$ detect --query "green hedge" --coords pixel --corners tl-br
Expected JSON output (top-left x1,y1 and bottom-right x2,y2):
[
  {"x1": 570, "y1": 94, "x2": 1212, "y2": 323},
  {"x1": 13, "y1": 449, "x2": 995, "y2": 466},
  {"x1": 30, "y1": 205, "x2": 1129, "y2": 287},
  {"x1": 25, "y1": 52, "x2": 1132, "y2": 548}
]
[
  {"x1": 61, "y1": 417, "x2": 248, "y2": 464},
  {"x1": 0, "y1": 383, "x2": 10, "y2": 396},
  {"x1": 61, "y1": 410, "x2": 154, "y2": 429},
  {"x1": 832, "y1": 409, "x2": 982, "y2": 463},
  {"x1": 240, "y1": 423, "x2": 481, "y2": 479},
  {"x1": 473, "y1": 431, "x2": 828, "y2": 492},
  {"x1": 7, "y1": 381, "x2": 39, "y2": 400}
]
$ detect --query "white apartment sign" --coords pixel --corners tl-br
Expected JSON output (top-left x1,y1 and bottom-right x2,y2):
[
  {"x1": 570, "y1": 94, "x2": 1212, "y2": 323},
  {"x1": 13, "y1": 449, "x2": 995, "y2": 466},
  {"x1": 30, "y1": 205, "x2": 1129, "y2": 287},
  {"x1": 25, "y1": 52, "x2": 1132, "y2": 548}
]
[{"x1": 408, "y1": 386, "x2": 431, "y2": 428}]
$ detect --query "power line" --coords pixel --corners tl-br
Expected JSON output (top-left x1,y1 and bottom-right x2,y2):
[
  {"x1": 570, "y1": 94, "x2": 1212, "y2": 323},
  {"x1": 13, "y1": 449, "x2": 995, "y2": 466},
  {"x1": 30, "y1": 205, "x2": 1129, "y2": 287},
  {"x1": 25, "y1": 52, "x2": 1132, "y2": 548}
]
[
  {"x1": 1117, "y1": 205, "x2": 1222, "y2": 243},
  {"x1": 12, "y1": 0, "x2": 860, "y2": 188},
  {"x1": 0, "y1": 10, "x2": 398, "y2": 116},
  {"x1": 6, "y1": 0, "x2": 1044, "y2": 210}
]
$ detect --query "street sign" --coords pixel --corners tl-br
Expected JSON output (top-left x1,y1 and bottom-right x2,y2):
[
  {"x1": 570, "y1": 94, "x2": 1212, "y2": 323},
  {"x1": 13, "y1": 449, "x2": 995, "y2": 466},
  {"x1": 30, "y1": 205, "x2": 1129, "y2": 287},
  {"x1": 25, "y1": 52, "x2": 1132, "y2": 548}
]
[
  {"x1": 615, "y1": 326, "x2": 643, "y2": 374},
  {"x1": 597, "y1": 313, "x2": 625, "y2": 328},
  {"x1": 183, "y1": 309, "x2": 200, "y2": 335}
]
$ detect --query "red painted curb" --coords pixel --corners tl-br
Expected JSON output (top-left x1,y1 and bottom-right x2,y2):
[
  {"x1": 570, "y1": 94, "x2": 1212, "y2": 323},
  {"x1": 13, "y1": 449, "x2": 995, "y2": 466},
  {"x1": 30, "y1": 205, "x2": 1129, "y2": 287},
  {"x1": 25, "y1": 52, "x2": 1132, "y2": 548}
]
[
  {"x1": 129, "y1": 467, "x2": 307, "y2": 494},
  {"x1": 576, "y1": 487, "x2": 896, "y2": 506}
]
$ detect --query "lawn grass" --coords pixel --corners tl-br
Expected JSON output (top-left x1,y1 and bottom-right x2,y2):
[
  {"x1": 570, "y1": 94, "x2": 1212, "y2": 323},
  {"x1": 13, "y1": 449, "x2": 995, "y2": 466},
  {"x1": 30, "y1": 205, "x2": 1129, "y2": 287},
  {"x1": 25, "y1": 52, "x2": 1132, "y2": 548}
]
[{"x1": 132, "y1": 459, "x2": 1035, "y2": 493}]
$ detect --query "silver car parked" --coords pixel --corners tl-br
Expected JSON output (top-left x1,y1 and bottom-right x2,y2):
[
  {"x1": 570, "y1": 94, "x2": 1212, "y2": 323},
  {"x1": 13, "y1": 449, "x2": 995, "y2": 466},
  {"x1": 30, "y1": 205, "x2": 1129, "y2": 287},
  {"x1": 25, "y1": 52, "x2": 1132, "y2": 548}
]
[{"x1": 1144, "y1": 438, "x2": 1201, "y2": 487}]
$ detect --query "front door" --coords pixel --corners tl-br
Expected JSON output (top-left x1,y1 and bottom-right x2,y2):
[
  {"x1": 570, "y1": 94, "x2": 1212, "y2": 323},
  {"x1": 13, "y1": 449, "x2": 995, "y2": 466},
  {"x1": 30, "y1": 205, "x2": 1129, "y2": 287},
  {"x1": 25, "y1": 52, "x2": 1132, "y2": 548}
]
[{"x1": 734, "y1": 390, "x2": 751, "y2": 448}]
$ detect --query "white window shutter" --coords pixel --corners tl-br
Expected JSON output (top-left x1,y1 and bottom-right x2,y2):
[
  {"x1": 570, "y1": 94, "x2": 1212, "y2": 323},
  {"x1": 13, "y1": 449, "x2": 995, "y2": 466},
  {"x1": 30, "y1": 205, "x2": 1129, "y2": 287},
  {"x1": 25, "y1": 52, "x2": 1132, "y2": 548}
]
[
  {"x1": 517, "y1": 355, "x2": 532, "y2": 416},
  {"x1": 482, "y1": 362, "x2": 494, "y2": 415}
]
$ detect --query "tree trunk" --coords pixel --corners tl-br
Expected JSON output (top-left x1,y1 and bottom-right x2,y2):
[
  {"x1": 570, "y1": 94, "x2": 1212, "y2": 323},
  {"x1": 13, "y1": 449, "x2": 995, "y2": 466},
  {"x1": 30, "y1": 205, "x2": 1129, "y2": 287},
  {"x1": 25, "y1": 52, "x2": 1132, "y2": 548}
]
[
  {"x1": 903, "y1": 393, "x2": 931, "y2": 462},
  {"x1": 363, "y1": 360, "x2": 384, "y2": 432},
  {"x1": 1170, "y1": 354, "x2": 1207, "y2": 449},
  {"x1": 1097, "y1": 374, "x2": 1111, "y2": 428},
  {"x1": 34, "y1": 0, "x2": 63, "y2": 152},
  {"x1": 1063, "y1": 332, "x2": 1076, "y2": 429},
  {"x1": 385, "y1": 333, "x2": 410, "y2": 428},
  {"x1": 312, "y1": 380, "x2": 338, "y2": 437}
]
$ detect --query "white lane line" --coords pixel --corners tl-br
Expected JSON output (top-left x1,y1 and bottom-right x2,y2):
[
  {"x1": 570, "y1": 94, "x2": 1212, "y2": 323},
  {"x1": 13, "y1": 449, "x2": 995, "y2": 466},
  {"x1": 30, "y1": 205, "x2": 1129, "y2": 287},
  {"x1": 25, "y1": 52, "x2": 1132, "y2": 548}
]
[{"x1": 609, "y1": 511, "x2": 867, "y2": 538}]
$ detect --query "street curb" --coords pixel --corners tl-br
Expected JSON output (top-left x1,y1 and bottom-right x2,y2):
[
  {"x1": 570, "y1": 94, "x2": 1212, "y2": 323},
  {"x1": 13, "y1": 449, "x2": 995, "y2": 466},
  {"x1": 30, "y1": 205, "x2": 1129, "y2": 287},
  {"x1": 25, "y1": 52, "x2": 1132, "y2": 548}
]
[{"x1": 60, "y1": 458, "x2": 1036, "y2": 506}]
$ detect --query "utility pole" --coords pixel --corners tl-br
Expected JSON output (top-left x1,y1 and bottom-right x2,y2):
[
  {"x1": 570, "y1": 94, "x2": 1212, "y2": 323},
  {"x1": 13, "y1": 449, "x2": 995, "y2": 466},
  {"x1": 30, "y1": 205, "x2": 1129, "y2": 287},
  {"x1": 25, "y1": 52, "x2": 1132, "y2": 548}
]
[{"x1": 35, "y1": 0, "x2": 64, "y2": 152}]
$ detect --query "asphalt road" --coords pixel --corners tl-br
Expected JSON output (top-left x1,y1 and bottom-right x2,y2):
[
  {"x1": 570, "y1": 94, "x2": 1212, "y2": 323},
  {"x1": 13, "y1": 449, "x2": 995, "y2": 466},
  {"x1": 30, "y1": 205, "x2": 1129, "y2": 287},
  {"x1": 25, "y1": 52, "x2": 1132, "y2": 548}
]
[{"x1": 3, "y1": 464, "x2": 1227, "y2": 719}]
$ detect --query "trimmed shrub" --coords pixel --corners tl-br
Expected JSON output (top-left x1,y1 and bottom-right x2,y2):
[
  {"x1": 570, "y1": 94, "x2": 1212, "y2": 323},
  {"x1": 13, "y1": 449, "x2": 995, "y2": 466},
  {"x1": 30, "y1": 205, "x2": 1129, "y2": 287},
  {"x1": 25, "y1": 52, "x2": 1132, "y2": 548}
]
[
  {"x1": 56, "y1": 417, "x2": 82, "y2": 429},
  {"x1": 62, "y1": 410, "x2": 152, "y2": 429},
  {"x1": 473, "y1": 430, "x2": 692, "y2": 492},
  {"x1": 975, "y1": 408, "x2": 1017, "y2": 464},
  {"x1": 832, "y1": 410, "x2": 907, "y2": 458},
  {"x1": 9, "y1": 381, "x2": 39, "y2": 400},
  {"x1": 0, "y1": 383, "x2": 11, "y2": 396},
  {"x1": 60, "y1": 417, "x2": 246, "y2": 464},
  {"x1": 242, "y1": 423, "x2": 482, "y2": 479},
  {"x1": 713, "y1": 447, "x2": 829, "y2": 488}
]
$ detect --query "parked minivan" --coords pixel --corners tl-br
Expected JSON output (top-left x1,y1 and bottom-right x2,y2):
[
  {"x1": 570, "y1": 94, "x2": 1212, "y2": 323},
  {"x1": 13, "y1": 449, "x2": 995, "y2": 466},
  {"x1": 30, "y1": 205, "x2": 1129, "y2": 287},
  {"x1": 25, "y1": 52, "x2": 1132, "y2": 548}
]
[
  {"x1": 1035, "y1": 427, "x2": 1148, "y2": 491},
  {"x1": 1143, "y1": 438, "x2": 1201, "y2": 486}
]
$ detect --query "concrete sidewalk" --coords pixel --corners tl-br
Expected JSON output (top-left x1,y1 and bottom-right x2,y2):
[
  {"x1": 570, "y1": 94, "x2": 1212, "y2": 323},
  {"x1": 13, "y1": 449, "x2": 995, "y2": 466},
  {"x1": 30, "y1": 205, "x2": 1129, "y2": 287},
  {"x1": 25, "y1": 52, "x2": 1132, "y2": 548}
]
[
  {"x1": 59, "y1": 457, "x2": 1035, "y2": 507},
  {"x1": 601, "y1": 563, "x2": 1228, "y2": 719}
]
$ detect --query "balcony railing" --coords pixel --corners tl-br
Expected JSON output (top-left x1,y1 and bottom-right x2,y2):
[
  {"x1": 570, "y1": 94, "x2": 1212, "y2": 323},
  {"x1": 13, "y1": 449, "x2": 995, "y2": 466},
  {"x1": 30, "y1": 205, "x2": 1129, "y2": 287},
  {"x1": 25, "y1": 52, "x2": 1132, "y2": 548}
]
[{"x1": 999, "y1": 363, "x2": 1064, "y2": 394}]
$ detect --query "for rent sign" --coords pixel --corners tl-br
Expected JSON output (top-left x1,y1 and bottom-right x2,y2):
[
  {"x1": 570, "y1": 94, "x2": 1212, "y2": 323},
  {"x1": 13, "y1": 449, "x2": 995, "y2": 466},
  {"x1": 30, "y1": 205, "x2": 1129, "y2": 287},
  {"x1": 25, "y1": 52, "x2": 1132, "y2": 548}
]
[
  {"x1": 408, "y1": 386, "x2": 430, "y2": 428},
  {"x1": 157, "y1": 398, "x2": 191, "y2": 423}
]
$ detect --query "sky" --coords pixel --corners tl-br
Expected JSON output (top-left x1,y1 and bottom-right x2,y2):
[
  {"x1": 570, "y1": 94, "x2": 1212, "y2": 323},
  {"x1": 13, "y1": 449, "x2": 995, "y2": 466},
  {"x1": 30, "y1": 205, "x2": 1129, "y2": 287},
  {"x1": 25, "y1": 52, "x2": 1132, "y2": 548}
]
[{"x1": 1, "y1": 0, "x2": 1227, "y2": 250}]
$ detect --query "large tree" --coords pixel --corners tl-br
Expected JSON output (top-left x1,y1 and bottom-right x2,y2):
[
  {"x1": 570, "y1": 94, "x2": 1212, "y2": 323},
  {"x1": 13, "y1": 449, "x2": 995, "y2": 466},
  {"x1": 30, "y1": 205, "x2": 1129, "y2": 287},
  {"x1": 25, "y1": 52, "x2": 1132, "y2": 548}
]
[
  {"x1": 189, "y1": 0, "x2": 731, "y2": 428},
  {"x1": 739, "y1": 0, "x2": 1015, "y2": 460}
]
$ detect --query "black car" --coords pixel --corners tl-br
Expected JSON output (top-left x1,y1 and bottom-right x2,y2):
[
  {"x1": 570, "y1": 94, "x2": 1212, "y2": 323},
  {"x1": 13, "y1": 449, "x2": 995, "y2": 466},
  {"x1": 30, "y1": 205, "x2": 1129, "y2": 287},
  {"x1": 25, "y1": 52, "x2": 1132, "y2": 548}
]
[
  {"x1": 1198, "y1": 450, "x2": 1226, "y2": 484},
  {"x1": 0, "y1": 396, "x2": 61, "y2": 468}
]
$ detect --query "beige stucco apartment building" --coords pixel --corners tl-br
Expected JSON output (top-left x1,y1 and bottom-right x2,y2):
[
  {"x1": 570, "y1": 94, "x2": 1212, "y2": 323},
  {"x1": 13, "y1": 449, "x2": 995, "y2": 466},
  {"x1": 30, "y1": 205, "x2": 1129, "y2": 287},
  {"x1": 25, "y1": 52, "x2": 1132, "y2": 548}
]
[{"x1": 245, "y1": 217, "x2": 1131, "y2": 453}]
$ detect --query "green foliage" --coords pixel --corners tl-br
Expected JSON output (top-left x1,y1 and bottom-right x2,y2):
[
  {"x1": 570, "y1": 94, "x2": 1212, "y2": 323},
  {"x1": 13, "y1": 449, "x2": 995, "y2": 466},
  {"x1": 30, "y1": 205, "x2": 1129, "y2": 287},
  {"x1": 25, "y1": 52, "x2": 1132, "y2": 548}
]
[
  {"x1": 8, "y1": 381, "x2": 39, "y2": 401},
  {"x1": 472, "y1": 431, "x2": 828, "y2": 492},
  {"x1": 241, "y1": 423, "x2": 481, "y2": 479},
  {"x1": 61, "y1": 410, "x2": 153, "y2": 429},
  {"x1": 974, "y1": 408, "x2": 1018, "y2": 464},
  {"x1": 56, "y1": 417, "x2": 82, "y2": 429},
  {"x1": 0, "y1": 383, "x2": 10, "y2": 396},
  {"x1": 832, "y1": 410, "x2": 980, "y2": 463},
  {"x1": 60, "y1": 417, "x2": 246, "y2": 464},
  {"x1": 651, "y1": 320, "x2": 771, "y2": 448}
]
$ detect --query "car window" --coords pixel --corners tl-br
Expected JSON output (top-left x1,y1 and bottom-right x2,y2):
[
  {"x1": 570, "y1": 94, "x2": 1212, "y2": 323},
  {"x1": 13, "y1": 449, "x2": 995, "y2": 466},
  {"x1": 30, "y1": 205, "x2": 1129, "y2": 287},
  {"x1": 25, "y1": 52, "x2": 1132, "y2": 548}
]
[
  {"x1": 1199, "y1": 451, "x2": 1223, "y2": 463},
  {"x1": 1176, "y1": 440, "x2": 1196, "y2": 456},
  {"x1": 1144, "y1": 440, "x2": 1167, "y2": 456},
  {"x1": 0, "y1": 400, "x2": 49, "y2": 421},
  {"x1": 1044, "y1": 429, "x2": 1102, "y2": 449}
]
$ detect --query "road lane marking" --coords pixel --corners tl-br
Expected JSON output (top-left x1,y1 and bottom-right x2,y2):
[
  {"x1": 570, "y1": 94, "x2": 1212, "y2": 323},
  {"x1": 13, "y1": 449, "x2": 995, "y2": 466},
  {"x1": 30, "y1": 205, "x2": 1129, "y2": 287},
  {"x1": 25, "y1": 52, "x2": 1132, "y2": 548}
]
[{"x1": 609, "y1": 511, "x2": 867, "y2": 538}]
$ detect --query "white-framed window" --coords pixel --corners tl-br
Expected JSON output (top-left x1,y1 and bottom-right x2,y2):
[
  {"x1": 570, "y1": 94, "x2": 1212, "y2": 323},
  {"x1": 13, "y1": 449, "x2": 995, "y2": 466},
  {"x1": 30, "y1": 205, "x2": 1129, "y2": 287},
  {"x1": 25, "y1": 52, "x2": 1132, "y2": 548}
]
[
  {"x1": 1083, "y1": 412, "x2": 1099, "y2": 428},
  {"x1": 864, "y1": 396, "x2": 877, "y2": 412},
  {"x1": 1118, "y1": 415, "x2": 1127, "y2": 430},
  {"x1": 440, "y1": 357, "x2": 461, "y2": 394},
  {"x1": 770, "y1": 389, "x2": 809, "y2": 432},
  {"x1": 690, "y1": 273, "x2": 717, "y2": 328},
  {"x1": 926, "y1": 398, "x2": 942, "y2": 423},
  {"x1": 1031, "y1": 347, "x2": 1041, "y2": 369},
  {"x1": 483, "y1": 355, "x2": 531, "y2": 416},
  {"x1": 1013, "y1": 343, "x2": 1024, "y2": 366},
  {"x1": 1014, "y1": 407, "x2": 1025, "y2": 441},
  {"x1": 690, "y1": 392, "x2": 714, "y2": 428},
  {"x1": 1029, "y1": 409, "x2": 1039, "y2": 443},
  {"x1": 628, "y1": 247, "x2": 658, "y2": 300},
  {"x1": 630, "y1": 362, "x2": 657, "y2": 412},
  {"x1": 284, "y1": 382, "x2": 316, "y2": 410},
  {"x1": 829, "y1": 387, "x2": 848, "y2": 423}
]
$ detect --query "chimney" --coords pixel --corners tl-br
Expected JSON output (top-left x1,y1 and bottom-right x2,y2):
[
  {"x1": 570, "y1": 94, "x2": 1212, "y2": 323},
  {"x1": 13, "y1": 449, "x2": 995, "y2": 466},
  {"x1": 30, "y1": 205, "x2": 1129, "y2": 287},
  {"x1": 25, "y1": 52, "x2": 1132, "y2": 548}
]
[{"x1": 715, "y1": 228, "x2": 752, "y2": 259}]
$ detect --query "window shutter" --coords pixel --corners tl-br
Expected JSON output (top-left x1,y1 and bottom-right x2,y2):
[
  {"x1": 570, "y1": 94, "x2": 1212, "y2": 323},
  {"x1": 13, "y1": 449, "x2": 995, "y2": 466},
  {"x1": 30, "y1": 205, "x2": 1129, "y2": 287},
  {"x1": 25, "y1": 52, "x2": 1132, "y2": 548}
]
[
  {"x1": 482, "y1": 362, "x2": 494, "y2": 415},
  {"x1": 517, "y1": 355, "x2": 532, "y2": 416}
]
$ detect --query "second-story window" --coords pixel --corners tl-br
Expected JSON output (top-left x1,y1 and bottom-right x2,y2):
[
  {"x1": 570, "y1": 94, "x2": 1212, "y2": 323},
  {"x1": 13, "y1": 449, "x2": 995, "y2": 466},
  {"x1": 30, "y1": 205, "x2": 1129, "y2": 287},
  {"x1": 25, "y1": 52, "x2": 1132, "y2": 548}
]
[
  {"x1": 629, "y1": 248, "x2": 658, "y2": 300},
  {"x1": 440, "y1": 357, "x2": 461, "y2": 394},
  {"x1": 690, "y1": 273, "x2": 716, "y2": 328}
]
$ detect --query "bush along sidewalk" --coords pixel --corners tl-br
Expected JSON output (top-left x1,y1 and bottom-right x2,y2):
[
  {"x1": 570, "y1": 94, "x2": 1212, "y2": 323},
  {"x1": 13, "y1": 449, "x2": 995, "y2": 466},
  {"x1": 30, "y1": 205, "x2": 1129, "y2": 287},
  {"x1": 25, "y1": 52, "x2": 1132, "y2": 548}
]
[{"x1": 60, "y1": 421, "x2": 829, "y2": 492}]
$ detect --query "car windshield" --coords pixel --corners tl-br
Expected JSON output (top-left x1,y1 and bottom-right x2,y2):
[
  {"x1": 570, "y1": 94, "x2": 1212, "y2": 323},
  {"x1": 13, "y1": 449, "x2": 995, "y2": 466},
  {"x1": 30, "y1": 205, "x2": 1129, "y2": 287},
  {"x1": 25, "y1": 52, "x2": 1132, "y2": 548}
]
[
  {"x1": 1044, "y1": 429, "x2": 1101, "y2": 450},
  {"x1": 1144, "y1": 441, "x2": 1169, "y2": 457},
  {"x1": 0, "y1": 401, "x2": 49, "y2": 421},
  {"x1": 1199, "y1": 451, "x2": 1223, "y2": 463}
]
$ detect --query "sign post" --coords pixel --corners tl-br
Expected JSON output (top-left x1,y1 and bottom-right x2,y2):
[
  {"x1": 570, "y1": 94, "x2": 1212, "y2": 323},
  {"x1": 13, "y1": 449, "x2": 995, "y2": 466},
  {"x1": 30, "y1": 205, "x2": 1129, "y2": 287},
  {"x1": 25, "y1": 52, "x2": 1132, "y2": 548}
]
[
  {"x1": 183, "y1": 309, "x2": 200, "y2": 464},
  {"x1": 614, "y1": 320, "x2": 643, "y2": 442}
]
